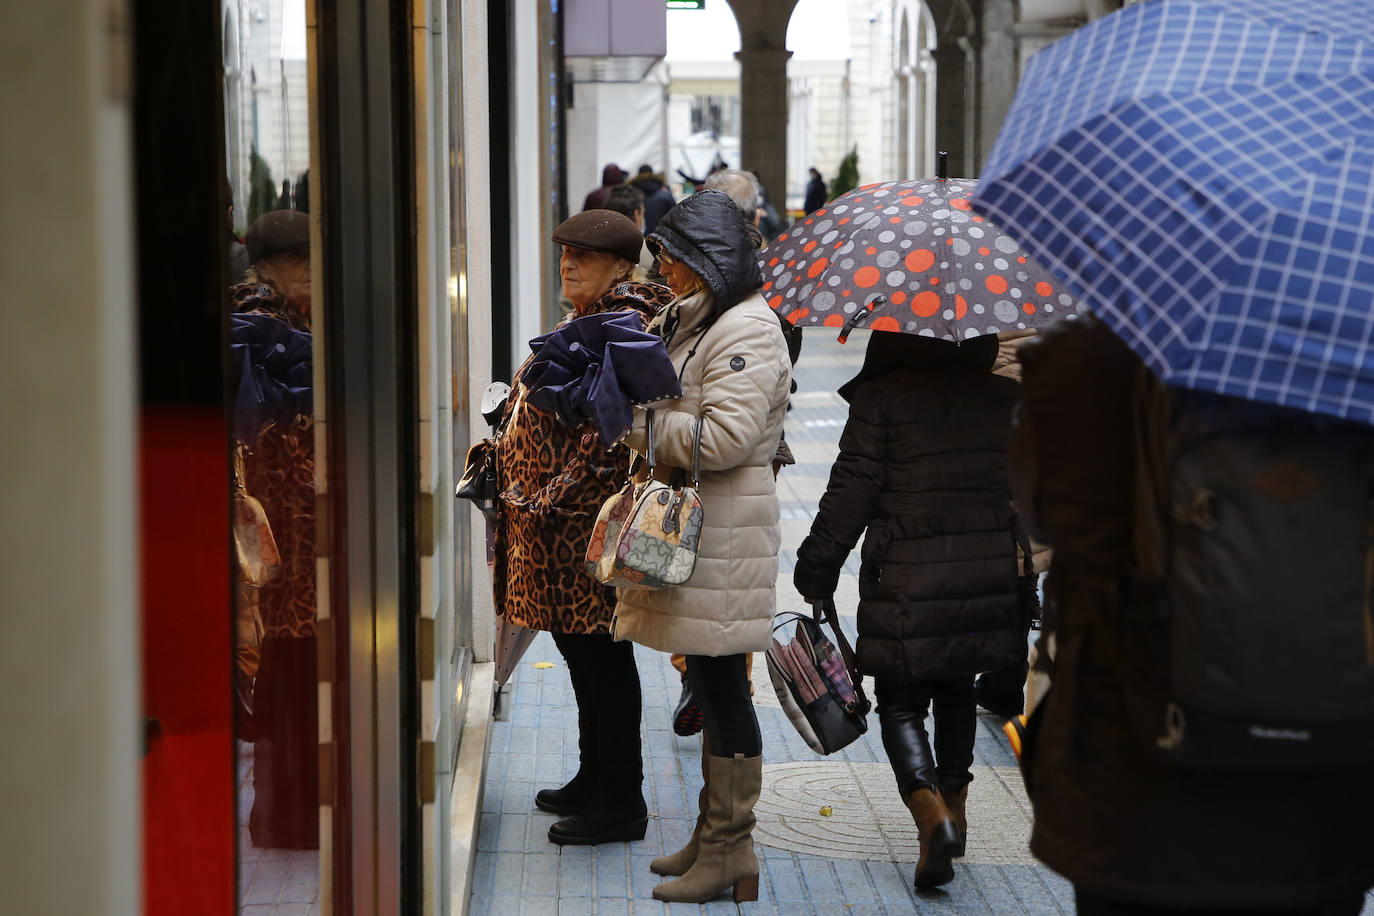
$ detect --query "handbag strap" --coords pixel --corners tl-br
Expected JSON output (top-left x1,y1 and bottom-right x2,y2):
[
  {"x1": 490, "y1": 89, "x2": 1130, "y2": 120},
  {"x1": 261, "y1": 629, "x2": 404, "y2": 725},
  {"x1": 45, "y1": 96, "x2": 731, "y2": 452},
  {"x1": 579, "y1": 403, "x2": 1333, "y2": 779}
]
[
  {"x1": 642, "y1": 408, "x2": 704, "y2": 488},
  {"x1": 810, "y1": 597, "x2": 867, "y2": 699}
]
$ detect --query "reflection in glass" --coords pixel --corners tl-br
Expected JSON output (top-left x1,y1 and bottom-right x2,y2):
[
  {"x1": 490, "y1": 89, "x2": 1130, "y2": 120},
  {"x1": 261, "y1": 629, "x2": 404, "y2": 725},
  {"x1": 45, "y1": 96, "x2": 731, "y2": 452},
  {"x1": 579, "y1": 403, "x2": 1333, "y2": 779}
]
[{"x1": 225, "y1": 0, "x2": 319, "y2": 909}]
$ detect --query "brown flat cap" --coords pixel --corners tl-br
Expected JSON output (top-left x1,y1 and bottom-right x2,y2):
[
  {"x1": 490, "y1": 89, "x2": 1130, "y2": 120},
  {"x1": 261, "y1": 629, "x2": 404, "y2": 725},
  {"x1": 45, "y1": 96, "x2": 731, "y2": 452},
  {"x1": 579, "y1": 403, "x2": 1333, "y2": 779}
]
[
  {"x1": 246, "y1": 209, "x2": 310, "y2": 263},
  {"x1": 552, "y1": 209, "x2": 642, "y2": 264}
]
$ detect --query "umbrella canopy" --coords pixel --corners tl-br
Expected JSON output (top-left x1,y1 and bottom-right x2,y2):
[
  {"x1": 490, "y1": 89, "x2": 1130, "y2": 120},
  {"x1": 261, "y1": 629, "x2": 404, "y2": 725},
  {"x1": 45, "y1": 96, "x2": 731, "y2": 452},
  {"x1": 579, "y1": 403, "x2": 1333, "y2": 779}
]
[
  {"x1": 230, "y1": 313, "x2": 312, "y2": 445},
  {"x1": 522, "y1": 310, "x2": 682, "y2": 445},
  {"x1": 759, "y1": 175, "x2": 1084, "y2": 341},
  {"x1": 973, "y1": 0, "x2": 1374, "y2": 422}
]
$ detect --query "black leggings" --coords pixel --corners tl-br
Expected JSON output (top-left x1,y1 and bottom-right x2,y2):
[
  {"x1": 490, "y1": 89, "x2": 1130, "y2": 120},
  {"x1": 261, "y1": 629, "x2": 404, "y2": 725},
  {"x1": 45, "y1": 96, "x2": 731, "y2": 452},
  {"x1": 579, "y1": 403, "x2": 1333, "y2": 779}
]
[
  {"x1": 684, "y1": 653, "x2": 761, "y2": 758},
  {"x1": 875, "y1": 675, "x2": 977, "y2": 798},
  {"x1": 551, "y1": 631, "x2": 643, "y2": 784}
]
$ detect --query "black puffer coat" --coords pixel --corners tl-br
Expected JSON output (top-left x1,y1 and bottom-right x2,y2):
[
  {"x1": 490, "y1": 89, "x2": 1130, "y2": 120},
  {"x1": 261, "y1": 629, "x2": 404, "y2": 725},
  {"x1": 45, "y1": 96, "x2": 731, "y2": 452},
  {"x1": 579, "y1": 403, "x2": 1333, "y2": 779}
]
[
  {"x1": 647, "y1": 189, "x2": 763, "y2": 318},
  {"x1": 794, "y1": 332, "x2": 1024, "y2": 681}
]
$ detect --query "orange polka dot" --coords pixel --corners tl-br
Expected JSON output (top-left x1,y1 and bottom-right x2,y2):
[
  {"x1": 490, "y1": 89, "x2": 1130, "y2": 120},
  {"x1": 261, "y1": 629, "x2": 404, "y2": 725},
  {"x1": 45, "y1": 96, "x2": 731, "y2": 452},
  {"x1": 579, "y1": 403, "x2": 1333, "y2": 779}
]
[
  {"x1": 973, "y1": 216, "x2": 984, "y2": 223},
  {"x1": 946, "y1": 238, "x2": 955, "y2": 245},
  {"x1": 900, "y1": 196, "x2": 924, "y2": 206},
  {"x1": 905, "y1": 249, "x2": 935, "y2": 272},
  {"x1": 787, "y1": 307, "x2": 810, "y2": 323},
  {"x1": 929, "y1": 277, "x2": 940, "y2": 286},
  {"x1": 979, "y1": 247, "x2": 990, "y2": 256},
  {"x1": 871, "y1": 316, "x2": 901, "y2": 333},
  {"x1": 1023, "y1": 302, "x2": 1037, "y2": 315},
  {"x1": 891, "y1": 291, "x2": 907, "y2": 305},
  {"x1": 805, "y1": 219, "x2": 814, "y2": 225},
  {"x1": 824, "y1": 314, "x2": 845, "y2": 327},
  {"x1": 803, "y1": 241, "x2": 817, "y2": 252},
  {"x1": 815, "y1": 209, "x2": 827, "y2": 217},
  {"x1": 787, "y1": 260, "x2": 796, "y2": 268},
  {"x1": 778, "y1": 233, "x2": 789, "y2": 241},
  {"x1": 1036, "y1": 281, "x2": 1053, "y2": 297},
  {"x1": 769, "y1": 257, "x2": 779, "y2": 266},
  {"x1": 889, "y1": 217, "x2": 903, "y2": 224},
  {"x1": 911, "y1": 291, "x2": 941, "y2": 318},
  {"x1": 951, "y1": 198, "x2": 972, "y2": 211},
  {"x1": 986, "y1": 275, "x2": 1008, "y2": 295},
  {"x1": 1017, "y1": 256, "x2": 1027, "y2": 264},
  {"x1": 805, "y1": 259, "x2": 827, "y2": 279},
  {"x1": 842, "y1": 289, "x2": 852, "y2": 297},
  {"x1": 955, "y1": 294, "x2": 968, "y2": 320},
  {"x1": 854, "y1": 266, "x2": 881, "y2": 289},
  {"x1": 768, "y1": 295, "x2": 783, "y2": 309},
  {"x1": 839, "y1": 217, "x2": 851, "y2": 225},
  {"x1": 866, "y1": 246, "x2": 878, "y2": 256},
  {"x1": 762, "y1": 281, "x2": 773, "y2": 290}
]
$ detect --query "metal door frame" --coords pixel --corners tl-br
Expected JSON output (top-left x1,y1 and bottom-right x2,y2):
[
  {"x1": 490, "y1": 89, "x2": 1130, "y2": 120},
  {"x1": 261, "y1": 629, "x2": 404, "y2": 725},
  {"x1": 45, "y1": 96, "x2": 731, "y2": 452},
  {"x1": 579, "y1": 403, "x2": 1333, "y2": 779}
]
[{"x1": 316, "y1": 0, "x2": 421, "y2": 911}]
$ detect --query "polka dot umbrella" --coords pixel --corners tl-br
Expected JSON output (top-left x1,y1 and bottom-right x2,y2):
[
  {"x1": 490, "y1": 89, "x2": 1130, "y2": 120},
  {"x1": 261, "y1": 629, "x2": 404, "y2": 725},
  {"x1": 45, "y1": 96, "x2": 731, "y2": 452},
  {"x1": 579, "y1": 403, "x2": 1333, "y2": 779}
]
[{"x1": 760, "y1": 170, "x2": 1086, "y2": 342}]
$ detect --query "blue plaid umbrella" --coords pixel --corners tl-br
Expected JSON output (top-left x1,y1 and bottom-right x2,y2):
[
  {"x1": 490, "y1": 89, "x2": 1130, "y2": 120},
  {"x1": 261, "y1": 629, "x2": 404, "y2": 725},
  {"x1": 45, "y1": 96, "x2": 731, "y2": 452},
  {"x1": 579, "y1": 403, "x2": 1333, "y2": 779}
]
[{"x1": 972, "y1": 0, "x2": 1374, "y2": 423}]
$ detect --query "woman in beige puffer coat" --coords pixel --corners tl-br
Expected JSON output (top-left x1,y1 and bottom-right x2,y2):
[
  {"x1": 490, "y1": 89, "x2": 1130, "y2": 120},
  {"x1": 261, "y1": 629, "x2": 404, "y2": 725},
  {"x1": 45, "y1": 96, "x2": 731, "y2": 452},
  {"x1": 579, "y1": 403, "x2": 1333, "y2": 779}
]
[{"x1": 615, "y1": 189, "x2": 790, "y2": 906}]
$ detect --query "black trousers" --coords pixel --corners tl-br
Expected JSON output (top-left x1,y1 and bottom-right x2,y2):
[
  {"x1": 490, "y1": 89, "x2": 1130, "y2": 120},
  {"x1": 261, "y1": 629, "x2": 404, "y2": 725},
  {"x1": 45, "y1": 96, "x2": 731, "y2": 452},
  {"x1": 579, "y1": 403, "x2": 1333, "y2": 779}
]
[
  {"x1": 875, "y1": 675, "x2": 976, "y2": 798},
  {"x1": 551, "y1": 631, "x2": 643, "y2": 791},
  {"x1": 1075, "y1": 888, "x2": 1367, "y2": 916},
  {"x1": 685, "y1": 653, "x2": 761, "y2": 758}
]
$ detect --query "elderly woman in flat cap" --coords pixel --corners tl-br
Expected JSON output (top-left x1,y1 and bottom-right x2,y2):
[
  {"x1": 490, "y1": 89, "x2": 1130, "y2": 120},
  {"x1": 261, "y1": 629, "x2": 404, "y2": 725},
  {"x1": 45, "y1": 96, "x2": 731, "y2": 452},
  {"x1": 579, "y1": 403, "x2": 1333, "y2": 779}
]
[
  {"x1": 490, "y1": 210, "x2": 673, "y2": 846},
  {"x1": 231, "y1": 209, "x2": 320, "y2": 849}
]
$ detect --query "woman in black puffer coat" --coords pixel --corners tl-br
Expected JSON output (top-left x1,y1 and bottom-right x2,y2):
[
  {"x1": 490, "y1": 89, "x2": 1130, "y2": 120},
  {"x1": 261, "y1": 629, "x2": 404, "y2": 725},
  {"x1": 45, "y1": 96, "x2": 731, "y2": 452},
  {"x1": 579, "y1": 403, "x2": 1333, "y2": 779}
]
[{"x1": 793, "y1": 330, "x2": 1024, "y2": 892}]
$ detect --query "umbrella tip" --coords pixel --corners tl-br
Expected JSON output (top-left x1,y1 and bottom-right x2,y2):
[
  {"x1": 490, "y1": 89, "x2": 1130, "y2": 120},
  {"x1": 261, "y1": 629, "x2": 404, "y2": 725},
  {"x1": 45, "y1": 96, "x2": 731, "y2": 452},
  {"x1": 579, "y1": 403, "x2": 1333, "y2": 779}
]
[{"x1": 938, "y1": 150, "x2": 948, "y2": 181}]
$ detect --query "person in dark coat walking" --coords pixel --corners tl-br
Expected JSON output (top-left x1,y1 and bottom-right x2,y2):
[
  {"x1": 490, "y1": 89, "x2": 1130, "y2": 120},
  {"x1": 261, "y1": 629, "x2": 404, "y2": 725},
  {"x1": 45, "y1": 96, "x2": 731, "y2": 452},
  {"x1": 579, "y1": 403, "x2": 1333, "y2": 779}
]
[
  {"x1": 803, "y1": 167, "x2": 828, "y2": 214},
  {"x1": 582, "y1": 163, "x2": 627, "y2": 211},
  {"x1": 629, "y1": 164, "x2": 676, "y2": 234},
  {"x1": 1010, "y1": 315, "x2": 1374, "y2": 915},
  {"x1": 793, "y1": 331, "x2": 1025, "y2": 891}
]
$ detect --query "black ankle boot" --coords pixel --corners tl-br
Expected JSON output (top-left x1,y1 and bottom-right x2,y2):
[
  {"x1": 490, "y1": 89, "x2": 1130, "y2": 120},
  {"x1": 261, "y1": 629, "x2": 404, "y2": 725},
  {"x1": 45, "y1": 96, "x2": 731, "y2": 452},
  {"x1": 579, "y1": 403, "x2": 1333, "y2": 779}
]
[
  {"x1": 547, "y1": 789, "x2": 648, "y2": 845},
  {"x1": 534, "y1": 767, "x2": 596, "y2": 816}
]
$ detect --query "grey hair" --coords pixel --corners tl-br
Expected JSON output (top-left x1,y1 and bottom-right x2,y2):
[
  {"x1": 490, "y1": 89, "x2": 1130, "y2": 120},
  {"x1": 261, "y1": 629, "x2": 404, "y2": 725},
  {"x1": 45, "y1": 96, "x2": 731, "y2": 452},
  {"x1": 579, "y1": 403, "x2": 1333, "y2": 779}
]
[{"x1": 703, "y1": 169, "x2": 761, "y2": 221}]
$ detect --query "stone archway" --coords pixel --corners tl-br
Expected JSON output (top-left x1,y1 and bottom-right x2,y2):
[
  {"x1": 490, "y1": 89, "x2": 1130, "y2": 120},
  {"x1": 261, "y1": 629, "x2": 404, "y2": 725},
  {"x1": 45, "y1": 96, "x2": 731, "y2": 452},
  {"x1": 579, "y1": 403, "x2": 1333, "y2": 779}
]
[{"x1": 723, "y1": 0, "x2": 800, "y2": 215}]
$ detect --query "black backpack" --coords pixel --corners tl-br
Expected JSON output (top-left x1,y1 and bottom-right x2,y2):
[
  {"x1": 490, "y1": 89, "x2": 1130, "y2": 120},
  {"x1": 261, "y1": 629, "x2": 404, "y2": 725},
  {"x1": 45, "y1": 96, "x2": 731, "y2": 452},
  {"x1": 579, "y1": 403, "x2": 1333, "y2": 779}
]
[{"x1": 1118, "y1": 383, "x2": 1374, "y2": 770}]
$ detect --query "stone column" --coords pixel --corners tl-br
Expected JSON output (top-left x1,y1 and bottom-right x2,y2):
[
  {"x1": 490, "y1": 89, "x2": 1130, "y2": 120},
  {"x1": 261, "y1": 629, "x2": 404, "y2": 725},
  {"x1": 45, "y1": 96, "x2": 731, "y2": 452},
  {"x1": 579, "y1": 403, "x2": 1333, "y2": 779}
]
[{"x1": 735, "y1": 46, "x2": 793, "y2": 212}]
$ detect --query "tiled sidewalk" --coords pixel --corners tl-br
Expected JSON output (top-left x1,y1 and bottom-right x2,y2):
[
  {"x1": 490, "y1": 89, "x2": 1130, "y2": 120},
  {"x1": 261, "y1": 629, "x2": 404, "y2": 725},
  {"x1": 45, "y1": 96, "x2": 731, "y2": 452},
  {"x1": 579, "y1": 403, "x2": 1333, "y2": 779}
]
[{"x1": 468, "y1": 335, "x2": 1374, "y2": 915}]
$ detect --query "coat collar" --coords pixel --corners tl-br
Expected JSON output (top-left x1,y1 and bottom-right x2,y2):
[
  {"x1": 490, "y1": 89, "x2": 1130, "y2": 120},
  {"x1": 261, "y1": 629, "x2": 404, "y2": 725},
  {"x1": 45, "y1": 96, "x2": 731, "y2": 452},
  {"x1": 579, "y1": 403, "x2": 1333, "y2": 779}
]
[{"x1": 649, "y1": 289, "x2": 714, "y2": 349}]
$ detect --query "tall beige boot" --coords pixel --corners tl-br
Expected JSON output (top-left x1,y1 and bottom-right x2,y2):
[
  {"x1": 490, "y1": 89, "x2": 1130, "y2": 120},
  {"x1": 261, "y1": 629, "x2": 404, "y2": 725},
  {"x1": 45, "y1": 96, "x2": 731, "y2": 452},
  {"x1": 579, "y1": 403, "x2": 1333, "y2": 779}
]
[
  {"x1": 650, "y1": 736, "x2": 710, "y2": 876},
  {"x1": 652, "y1": 753, "x2": 762, "y2": 904},
  {"x1": 904, "y1": 787, "x2": 960, "y2": 889}
]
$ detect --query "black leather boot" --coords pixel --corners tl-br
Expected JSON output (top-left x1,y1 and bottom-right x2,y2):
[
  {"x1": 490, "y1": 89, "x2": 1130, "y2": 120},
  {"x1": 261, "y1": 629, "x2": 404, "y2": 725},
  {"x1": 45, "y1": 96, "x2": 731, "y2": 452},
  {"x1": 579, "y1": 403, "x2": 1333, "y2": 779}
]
[
  {"x1": 547, "y1": 772, "x2": 647, "y2": 845},
  {"x1": 534, "y1": 767, "x2": 596, "y2": 816}
]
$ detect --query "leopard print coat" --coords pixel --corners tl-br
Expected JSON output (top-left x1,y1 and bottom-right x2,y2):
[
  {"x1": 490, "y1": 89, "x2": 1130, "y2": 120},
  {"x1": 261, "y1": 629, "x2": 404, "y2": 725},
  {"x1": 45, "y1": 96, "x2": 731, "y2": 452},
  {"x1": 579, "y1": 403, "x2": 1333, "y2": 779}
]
[
  {"x1": 492, "y1": 281, "x2": 673, "y2": 634},
  {"x1": 233, "y1": 280, "x2": 317, "y2": 638}
]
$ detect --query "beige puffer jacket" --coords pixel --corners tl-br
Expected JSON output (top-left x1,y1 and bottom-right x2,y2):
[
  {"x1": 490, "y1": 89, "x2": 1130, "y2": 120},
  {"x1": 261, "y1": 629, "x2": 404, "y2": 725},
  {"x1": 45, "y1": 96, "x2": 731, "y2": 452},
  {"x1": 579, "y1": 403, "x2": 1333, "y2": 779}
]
[{"x1": 612, "y1": 289, "x2": 791, "y2": 656}]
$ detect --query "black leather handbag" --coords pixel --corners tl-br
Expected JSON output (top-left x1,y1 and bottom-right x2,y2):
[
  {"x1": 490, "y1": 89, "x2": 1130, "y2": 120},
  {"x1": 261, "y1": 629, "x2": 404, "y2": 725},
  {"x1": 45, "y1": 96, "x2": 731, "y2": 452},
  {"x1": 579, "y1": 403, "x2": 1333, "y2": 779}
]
[{"x1": 456, "y1": 438, "x2": 499, "y2": 521}]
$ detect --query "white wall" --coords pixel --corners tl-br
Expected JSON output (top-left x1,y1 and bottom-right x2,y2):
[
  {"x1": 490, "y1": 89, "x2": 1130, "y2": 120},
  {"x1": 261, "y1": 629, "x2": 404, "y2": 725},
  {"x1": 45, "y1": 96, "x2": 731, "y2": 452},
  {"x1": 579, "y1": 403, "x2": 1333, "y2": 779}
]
[
  {"x1": 0, "y1": 2, "x2": 141, "y2": 913},
  {"x1": 510, "y1": 0, "x2": 547, "y2": 373},
  {"x1": 462, "y1": 0, "x2": 497, "y2": 664}
]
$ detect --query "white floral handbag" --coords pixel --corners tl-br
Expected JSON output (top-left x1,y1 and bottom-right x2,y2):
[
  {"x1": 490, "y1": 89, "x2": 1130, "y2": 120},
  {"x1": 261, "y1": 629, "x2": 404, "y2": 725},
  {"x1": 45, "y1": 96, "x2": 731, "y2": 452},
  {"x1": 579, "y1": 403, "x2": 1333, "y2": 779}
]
[{"x1": 586, "y1": 410, "x2": 704, "y2": 589}]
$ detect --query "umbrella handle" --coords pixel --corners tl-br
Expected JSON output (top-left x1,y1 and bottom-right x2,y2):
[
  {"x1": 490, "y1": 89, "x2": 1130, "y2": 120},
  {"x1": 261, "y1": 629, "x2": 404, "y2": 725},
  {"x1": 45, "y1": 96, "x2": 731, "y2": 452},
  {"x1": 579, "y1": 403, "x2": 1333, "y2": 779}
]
[{"x1": 837, "y1": 295, "x2": 885, "y2": 344}]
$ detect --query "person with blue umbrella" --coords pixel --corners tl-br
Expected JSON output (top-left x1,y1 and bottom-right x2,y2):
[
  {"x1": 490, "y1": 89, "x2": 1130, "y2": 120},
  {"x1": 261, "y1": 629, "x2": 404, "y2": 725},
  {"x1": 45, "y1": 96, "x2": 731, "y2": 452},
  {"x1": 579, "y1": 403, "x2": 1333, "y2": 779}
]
[{"x1": 974, "y1": 1, "x2": 1374, "y2": 911}]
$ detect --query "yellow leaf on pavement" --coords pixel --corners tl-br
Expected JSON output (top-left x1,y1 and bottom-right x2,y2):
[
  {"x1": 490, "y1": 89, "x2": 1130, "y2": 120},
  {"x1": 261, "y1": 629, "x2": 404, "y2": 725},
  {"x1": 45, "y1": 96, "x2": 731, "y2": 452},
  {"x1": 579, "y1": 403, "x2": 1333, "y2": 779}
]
[
  {"x1": 819, "y1": 806, "x2": 833, "y2": 817},
  {"x1": 533, "y1": 661, "x2": 557, "y2": 669}
]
